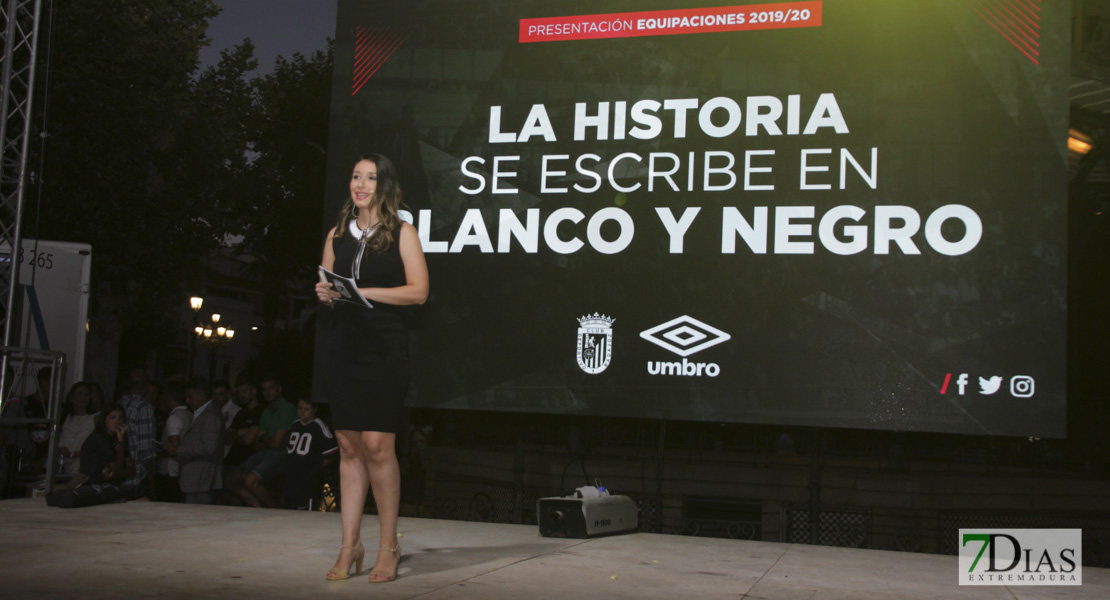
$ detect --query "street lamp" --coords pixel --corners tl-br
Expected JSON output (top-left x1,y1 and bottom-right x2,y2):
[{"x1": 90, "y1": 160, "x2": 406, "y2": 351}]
[
  {"x1": 195, "y1": 313, "x2": 235, "y2": 346},
  {"x1": 194, "y1": 312, "x2": 235, "y2": 380},
  {"x1": 187, "y1": 296, "x2": 204, "y2": 377}
]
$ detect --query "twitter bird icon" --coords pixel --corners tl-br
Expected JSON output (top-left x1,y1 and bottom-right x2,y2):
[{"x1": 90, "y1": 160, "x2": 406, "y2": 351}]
[{"x1": 979, "y1": 376, "x2": 1003, "y2": 395}]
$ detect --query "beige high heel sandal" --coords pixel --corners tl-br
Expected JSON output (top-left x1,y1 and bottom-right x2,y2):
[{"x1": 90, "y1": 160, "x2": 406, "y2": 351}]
[
  {"x1": 325, "y1": 543, "x2": 365, "y2": 580},
  {"x1": 368, "y1": 546, "x2": 402, "y2": 583}
]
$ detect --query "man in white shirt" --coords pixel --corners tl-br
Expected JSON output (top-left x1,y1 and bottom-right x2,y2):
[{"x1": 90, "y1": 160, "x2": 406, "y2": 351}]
[{"x1": 154, "y1": 382, "x2": 192, "y2": 502}]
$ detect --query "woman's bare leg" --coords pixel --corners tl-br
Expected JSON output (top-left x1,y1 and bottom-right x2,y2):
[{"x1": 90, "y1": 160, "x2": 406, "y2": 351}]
[
  {"x1": 363, "y1": 431, "x2": 401, "y2": 580},
  {"x1": 329, "y1": 429, "x2": 370, "y2": 576}
]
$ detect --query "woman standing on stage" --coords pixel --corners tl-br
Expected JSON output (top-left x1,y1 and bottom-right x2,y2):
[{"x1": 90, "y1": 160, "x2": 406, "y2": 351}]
[{"x1": 314, "y1": 154, "x2": 429, "y2": 583}]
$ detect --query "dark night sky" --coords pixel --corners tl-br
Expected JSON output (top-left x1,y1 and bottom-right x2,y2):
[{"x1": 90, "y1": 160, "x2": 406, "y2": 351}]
[{"x1": 199, "y1": 0, "x2": 337, "y2": 71}]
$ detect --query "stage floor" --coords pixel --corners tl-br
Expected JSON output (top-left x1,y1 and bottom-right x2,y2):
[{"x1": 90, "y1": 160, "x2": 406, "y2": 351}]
[{"x1": 0, "y1": 498, "x2": 1106, "y2": 599}]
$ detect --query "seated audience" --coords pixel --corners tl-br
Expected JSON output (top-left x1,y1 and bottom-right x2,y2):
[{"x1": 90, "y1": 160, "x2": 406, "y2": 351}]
[{"x1": 225, "y1": 374, "x2": 294, "y2": 508}]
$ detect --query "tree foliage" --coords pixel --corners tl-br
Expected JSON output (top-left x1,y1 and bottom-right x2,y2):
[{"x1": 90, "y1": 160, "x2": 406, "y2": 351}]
[
  {"x1": 27, "y1": 0, "x2": 332, "y2": 392},
  {"x1": 239, "y1": 46, "x2": 333, "y2": 341}
]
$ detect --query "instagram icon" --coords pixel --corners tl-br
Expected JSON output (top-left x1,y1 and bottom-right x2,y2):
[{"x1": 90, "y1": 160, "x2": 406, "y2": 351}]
[{"x1": 1011, "y1": 376, "x2": 1035, "y2": 398}]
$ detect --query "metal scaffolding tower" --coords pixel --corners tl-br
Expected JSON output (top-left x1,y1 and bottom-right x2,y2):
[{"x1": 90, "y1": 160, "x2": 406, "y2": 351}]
[{"x1": 1, "y1": 0, "x2": 44, "y2": 402}]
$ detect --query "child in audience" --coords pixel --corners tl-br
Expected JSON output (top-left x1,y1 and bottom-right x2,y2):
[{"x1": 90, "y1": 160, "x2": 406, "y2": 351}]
[{"x1": 281, "y1": 394, "x2": 338, "y2": 510}]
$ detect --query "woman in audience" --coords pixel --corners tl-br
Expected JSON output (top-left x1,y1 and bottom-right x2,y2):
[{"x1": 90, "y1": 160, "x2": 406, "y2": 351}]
[
  {"x1": 71, "y1": 403, "x2": 134, "y2": 487},
  {"x1": 58, "y1": 382, "x2": 98, "y2": 471}
]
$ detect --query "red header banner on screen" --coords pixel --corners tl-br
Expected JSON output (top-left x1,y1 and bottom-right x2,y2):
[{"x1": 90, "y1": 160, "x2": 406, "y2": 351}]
[{"x1": 519, "y1": 1, "x2": 822, "y2": 43}]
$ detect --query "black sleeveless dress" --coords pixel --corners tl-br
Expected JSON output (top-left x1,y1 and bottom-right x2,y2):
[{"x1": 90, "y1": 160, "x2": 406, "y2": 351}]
[{"x1": 314, "y1": 221, "x2": 410, "y2": 433}]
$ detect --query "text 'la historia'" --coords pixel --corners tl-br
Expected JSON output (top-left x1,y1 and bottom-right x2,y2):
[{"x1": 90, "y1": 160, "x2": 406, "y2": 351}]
[{"x1": 424, "y1": 92, "x2": 984, "y2": 257}]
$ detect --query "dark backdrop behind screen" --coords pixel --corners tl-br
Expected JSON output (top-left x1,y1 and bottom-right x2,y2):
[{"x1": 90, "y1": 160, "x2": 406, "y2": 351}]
[{"x1": 318, "y1": 0, "x2": 1069, "y2": 437}]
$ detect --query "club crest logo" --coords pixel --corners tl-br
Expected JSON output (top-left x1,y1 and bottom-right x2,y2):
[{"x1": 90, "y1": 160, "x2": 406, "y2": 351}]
[{"x1": 577, "y1": 313, "x2": 615, "y2": 374}]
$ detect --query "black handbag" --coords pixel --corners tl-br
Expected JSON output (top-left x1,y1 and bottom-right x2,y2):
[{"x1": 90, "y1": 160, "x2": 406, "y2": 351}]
[{"x1": 46, "y1": 483, "x2": 125, "y2": 508}]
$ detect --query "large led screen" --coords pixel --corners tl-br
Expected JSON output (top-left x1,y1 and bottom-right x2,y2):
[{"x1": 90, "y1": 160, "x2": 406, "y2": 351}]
[{"x1": 319, "y1": 0, "x2": 1069, "y2": 437}]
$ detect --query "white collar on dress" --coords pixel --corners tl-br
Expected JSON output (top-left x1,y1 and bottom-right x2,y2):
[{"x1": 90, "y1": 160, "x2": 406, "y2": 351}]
[{"x1": 348, "y1": 219, "x2": 378, "y2": 238}]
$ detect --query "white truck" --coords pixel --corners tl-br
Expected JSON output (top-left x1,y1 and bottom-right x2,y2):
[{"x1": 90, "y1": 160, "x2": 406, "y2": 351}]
[{"x1": 2, "y1": 239, "x2": 91, "y2": 394}]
